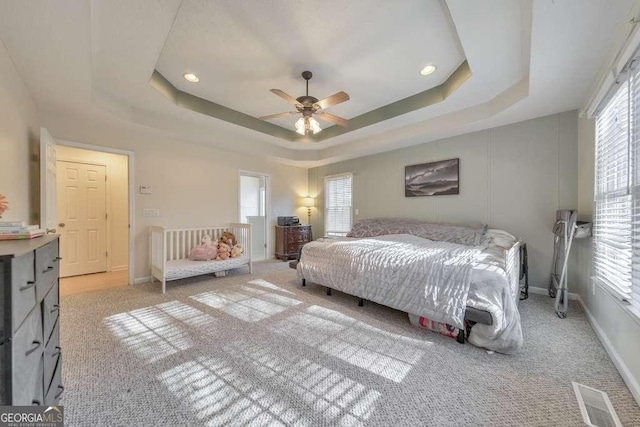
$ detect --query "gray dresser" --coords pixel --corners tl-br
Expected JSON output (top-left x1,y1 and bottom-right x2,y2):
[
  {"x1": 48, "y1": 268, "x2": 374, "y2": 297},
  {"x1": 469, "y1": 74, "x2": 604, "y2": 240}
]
[{"x1": 0, "y1": 235, "x2": 63, "y2": 406}]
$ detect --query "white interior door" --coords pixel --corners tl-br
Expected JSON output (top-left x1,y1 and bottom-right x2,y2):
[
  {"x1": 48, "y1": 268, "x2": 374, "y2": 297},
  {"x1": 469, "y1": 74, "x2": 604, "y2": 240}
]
[
  {"x1": 239, "y1": 173, "x2": 268, "y2": 260},
  {"x1": 40, "y1": 128, "x2": 57, "y2": 232},
  {"x1": 56, "y1": 161, "x2": 108, "y2": 277}
]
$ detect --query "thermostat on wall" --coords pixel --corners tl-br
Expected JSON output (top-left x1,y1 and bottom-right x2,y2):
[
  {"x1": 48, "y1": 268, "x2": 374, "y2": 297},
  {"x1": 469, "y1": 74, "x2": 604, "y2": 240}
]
[{"x1": 140, "y1": 185, "x2": 152, "y2": 194}]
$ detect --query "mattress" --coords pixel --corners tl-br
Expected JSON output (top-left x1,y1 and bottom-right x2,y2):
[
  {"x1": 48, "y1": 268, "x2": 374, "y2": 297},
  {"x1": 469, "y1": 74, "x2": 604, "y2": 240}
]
[{"x1": 165, "y1": 255, "x2": 250, "y2": 281}]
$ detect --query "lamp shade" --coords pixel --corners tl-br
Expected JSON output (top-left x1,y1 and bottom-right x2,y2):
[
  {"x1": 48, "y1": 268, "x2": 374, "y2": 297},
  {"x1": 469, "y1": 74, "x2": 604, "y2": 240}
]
[{"x1": 302, "y1": 197, "x2": 315, "y2": 208}]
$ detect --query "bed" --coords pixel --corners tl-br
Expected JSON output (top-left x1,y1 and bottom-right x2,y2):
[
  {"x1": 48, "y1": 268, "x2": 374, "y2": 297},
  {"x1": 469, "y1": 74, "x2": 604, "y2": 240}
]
[{"x1": 296, "y1": 218, "x2": 523, "y2": 354}]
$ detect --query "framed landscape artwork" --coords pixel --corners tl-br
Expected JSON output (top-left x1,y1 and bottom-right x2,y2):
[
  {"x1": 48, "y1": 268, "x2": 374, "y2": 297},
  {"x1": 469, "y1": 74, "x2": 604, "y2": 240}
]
[{"x1": 405, "y1": 158, "x2": 460, "y2": 197}]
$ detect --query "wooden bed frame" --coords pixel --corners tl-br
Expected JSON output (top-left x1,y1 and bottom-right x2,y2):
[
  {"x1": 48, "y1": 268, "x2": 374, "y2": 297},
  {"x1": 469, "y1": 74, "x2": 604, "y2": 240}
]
[{"x1": 149, "y1": 224, "x2": 252, "y2": 293}]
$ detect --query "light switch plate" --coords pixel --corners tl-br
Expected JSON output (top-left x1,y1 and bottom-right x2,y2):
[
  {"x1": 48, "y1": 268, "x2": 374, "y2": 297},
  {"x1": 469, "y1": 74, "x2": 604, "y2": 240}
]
[
  {"x1": 355, "y1": 208, "x2": 360, "y2": 215},
  {"x1": 140, "y1": 185, "x2": 153, "y2": 194},
  {"x1": 143, "y1": 208, "x2": 160, "y2": 217}
]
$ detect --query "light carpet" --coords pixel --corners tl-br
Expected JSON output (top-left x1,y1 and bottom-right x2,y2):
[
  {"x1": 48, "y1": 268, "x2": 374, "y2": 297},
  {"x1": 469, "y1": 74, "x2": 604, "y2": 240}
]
[{"x1": 60, "y1": 261, "x2": 640, "y2": 426}]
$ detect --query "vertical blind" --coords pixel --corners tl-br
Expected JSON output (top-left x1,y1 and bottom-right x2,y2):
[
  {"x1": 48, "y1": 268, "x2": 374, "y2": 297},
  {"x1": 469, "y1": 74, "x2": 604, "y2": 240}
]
[
  {"x1": 594, "y1": 64, "x2": 640, "y2": 312},
  {"x1": 324, "y1": 173, "x2": 353, "y2": 236}
]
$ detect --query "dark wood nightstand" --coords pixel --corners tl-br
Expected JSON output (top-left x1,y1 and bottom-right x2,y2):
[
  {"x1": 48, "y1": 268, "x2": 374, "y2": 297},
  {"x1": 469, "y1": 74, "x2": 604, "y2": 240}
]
[{"x1": 275, "y1": 225, "x2": 312, "y2": 261}]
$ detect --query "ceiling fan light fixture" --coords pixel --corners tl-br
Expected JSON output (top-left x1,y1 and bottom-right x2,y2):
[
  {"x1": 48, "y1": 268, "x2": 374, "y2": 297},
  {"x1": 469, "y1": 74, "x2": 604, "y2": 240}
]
[
  {"x1": 419, "y1": 64, "x2": 437, "y2": 76},
  {"x1": 295, "y1": 117, "x2": 322, "y2": 136},
  {"x1": 183, "y1": 72, "x2": 200, "y2": 83},
  {"x1": 309, "y1": 117, "x2": 322, "y2": 134}
]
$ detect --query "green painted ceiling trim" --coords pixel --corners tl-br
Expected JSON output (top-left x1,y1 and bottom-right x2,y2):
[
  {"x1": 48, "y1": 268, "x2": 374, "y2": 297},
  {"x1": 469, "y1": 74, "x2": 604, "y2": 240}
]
[
  {"x1": 314, "y1": 61, "x2": 471, "y2": 141},
  {"x1": 150, "y1": 70, "x2": 299, "y2": 141},
  {"x1": 149, "y1": 60, "x2": 471, "y2": 143}
]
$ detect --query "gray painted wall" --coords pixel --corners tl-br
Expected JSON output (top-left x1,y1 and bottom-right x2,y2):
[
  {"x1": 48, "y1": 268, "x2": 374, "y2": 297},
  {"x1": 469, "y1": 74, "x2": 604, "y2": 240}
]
[{"x1": 308, "y1": 111, "x2": 579, "y2": 289}]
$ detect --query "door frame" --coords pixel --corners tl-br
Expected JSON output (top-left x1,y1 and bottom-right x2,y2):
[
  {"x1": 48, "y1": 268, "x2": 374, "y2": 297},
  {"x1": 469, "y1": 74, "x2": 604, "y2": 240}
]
[
  {"x1": 54, "y1": 139, "x2": 135, "y2": 285},
  {"x1": 55, "y1": 159, "x2": 110, "y2": 274},
  {"x1": 238, "y1": 169, "x2": 271, "y2": 260}
]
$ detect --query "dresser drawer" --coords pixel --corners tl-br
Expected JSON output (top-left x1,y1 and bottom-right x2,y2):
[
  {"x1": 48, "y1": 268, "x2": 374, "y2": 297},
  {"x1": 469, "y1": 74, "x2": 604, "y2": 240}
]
[
  {"x1": 287, "y1": 229, "x2": 311, "y2": 244},
  {"x1": 44, "y1": 322, "x2": 61, "y2": 394},
  {"x1": 35, "y1": 240, "x2": 59, "y2": 301},
  {"x1": 11, "y1": 251, "x2": 36, "y2": 333},
  {"x1": 42, "y1": 281, "x2": 59, "y2": 345},
  {"x1": 44, "y1": 354, "x2": 63, "y2": 406},
  {"x1": 12, "y1": 308, "x2": 44, "y2": 405}
]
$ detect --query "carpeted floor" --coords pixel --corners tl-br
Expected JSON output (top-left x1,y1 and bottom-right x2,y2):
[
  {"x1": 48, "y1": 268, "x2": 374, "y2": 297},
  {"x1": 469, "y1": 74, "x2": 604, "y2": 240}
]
[{"x1": 60, "y1": 260, "x2": 640, "y2": 426}]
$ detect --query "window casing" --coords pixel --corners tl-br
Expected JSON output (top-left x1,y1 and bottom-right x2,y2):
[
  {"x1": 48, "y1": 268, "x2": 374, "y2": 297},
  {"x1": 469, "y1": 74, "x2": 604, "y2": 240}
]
[
  {"x1": 324, "y1": 173, "x2": 353, "y2": 237},
  {"x1": 594, "y1": 64, "x2": 640, "y2": 312}
]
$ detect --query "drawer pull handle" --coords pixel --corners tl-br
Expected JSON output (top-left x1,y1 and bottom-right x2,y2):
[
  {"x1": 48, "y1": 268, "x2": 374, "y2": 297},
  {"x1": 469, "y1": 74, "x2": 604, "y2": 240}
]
[
  {"x1": 54, "y1": 385, "x2": 64, "y2": 399},
  {"x1": 19, "y1": 281, "x2": 36, "y2": 291},
  {"x1": 50, "y1": 304, "x2": 60, "y2": 314},
  {"x1": 53, "y1": 257, "x2": 62, "y2": 262},
  {"x1": 32, "y1": 399, "x2": 41, "y2": 406},
  {"x1": 25, "y1": 340, "x2": 41, "y2": 356},
  {"x1": 43, "y1": 266, "x2": 54, "y2": 273}
]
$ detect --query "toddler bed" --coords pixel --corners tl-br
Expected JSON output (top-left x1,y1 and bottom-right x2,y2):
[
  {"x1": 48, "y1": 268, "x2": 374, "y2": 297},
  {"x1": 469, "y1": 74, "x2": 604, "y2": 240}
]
[
  {"x1": 296, "y1": 218, "x2": 523, "y2": 354},
  {"x1": 149, "y1": 223, "x2": 251, "y2": 293}
]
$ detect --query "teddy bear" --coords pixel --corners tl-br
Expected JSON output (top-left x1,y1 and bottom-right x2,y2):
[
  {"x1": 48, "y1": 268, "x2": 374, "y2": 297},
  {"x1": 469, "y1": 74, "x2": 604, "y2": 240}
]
[
  {"x1": 216, "y1": 242, "x2": 231, "y2": 260},
  {"x1": 230, "y1": 244, "x2": 243, "y2": 258},
  {"x1": 219, "y1": 231, "x2": 237, "y2": 246},
  {"x1": 189, "y1": 234, "x2": 217, "y2": 261}
]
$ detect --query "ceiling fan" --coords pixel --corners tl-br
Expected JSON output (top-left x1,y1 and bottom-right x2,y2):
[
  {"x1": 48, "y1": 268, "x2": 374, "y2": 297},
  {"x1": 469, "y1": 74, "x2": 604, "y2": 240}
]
[{"x1": 260, "y1": 71, "x2": 350, "y2": 136}]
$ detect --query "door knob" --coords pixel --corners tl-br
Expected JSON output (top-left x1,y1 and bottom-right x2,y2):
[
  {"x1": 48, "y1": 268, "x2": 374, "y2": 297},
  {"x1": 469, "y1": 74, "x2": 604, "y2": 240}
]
[{"x1": 58, "y1": 223, "x2": 65, "y2": 227}]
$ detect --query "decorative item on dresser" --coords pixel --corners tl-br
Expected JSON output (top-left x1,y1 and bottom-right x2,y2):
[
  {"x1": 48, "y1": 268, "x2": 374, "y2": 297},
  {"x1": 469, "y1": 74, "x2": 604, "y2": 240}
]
[
  {"x1": 275, "y1": 225, "x2": 312, "y2": 261},
  {"x1": 0, "y1": 235, "x2": 63, "y2": 406}
]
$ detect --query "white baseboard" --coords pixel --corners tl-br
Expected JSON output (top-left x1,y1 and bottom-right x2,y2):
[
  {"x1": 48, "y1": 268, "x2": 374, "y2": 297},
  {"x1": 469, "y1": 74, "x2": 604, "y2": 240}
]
[
  {"x1": 110, "y1": 265, "x2": 128, "y2": 272},
  {"x1": 528, "y1": 286, "x2": 579, "y2": 301},
  {"x1": 133, "y1": 276, "x2": 152, "y2": 285},
  {"x1": 574, "y1": 294, "x2": 640, "y2": 407}
]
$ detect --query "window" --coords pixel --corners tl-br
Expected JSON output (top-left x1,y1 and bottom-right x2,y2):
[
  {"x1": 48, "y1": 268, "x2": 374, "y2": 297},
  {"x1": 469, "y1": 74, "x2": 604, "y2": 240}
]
[
  {"x1": 324, "y1": 173, "x2": 353, "y2": 236},
  {"x1": 594, "y1": 63, "x2": 640, "y2": 312}
]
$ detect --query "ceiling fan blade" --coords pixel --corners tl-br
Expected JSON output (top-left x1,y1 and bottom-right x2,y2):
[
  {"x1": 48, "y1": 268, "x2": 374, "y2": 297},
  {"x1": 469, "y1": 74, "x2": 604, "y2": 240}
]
[
  {"x1": 270, "y1": 89, "x2": 302, "y2": 107},
  {"x1": 316, "y1": 111, "x2": 349, "y2": 127},
  {"x1": 314, "y1": 91, "x2": 350, "y2": 110},
  {"x1": 259, "y1": 111, "x2": 299, "y2": 121}
]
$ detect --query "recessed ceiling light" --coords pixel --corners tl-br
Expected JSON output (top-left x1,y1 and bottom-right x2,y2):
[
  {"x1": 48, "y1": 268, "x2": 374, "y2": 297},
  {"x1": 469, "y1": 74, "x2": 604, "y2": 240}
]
[
  {"x1": 183, "y1": 73, "x2": 200, "y2": 83},
  {"x1": 419, "y1": 65, "x2": 437, "y2": 76}
]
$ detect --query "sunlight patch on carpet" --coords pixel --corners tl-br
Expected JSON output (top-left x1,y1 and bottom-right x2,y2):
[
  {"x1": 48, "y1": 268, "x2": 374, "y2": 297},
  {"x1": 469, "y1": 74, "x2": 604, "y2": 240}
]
[
  {"x1": 190, "y1": 289, "x2": 302, "y2": 322},
  {"x1": 104, "y1": 301, "x2": 217, "y2": 362}
]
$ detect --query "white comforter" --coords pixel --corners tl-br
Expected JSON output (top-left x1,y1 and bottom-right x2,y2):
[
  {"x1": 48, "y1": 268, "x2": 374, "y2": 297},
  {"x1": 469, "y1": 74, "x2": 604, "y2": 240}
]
[{"x1": 297, "y1": 234, "x2": 523, "y2": 354}]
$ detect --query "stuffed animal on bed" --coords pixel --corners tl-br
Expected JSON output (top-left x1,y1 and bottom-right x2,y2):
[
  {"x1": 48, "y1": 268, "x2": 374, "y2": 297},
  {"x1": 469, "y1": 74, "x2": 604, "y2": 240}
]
[
  {"x1": 230, "y1": 244, "x2": 243, "y2": 258},
  {"x1": 216, "y1": 242, "x2": 231, "y2": 260},
  {"x1": 219, "y1": 231, "x2": 237, "y2": 246},
  {"x1": 189, "y1": 234, "x2": 217, "y2": 261}
]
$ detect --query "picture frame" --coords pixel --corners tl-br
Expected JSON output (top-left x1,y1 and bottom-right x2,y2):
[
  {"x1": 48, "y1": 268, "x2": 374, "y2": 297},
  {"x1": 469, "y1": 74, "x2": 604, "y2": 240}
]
[{"x1": 405, "y1": 158, "x2": 459, "y2": 197}]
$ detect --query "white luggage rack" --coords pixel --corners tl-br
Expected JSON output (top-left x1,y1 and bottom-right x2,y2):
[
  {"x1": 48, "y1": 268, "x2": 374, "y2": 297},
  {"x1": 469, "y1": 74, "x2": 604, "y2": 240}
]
[
  {"x1": 548, "y1": 210, "x2": 591, "y2": 318},
  {"x1": 149, "y1": 224, "x2": 252, "y2": 293}
]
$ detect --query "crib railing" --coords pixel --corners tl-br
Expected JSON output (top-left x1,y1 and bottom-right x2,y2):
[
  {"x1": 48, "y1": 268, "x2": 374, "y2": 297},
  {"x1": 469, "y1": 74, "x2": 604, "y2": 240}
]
[{"x1": 149, "y1": 223, "x2": 252, "y2": 291}]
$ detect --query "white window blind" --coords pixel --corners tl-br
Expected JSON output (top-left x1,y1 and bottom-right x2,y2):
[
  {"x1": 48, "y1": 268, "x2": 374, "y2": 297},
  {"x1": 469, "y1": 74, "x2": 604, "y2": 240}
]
[
  {"x1": 594, "y1": 64, "x2": 640, "y2": 312},
  {"x1": 324, "y1": 173, "x2": 353, "y2": 236}
]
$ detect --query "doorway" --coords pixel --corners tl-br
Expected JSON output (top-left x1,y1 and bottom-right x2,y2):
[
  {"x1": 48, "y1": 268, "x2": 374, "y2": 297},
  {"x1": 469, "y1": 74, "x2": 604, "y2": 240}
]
[
  {"x1": 239, "y1": 171, "x2": 269, "y2": 261},
  {"x1": 54, "y1": 145, "x2": 129, "y2": 295}
]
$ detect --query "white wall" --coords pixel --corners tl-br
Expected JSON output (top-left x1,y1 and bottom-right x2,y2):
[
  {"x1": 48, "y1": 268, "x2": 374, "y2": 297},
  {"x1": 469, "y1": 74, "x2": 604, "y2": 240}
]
[
  {"x1": 572, "y1": 116, "x2": 640, "y2": 403},
  {"x1": 41, "y1": 110, "x2": 308, "y2": 281},
  {"x1": 309, "y1": 111, "x2": 579, "y2": 289},
  {"x1": 0, "y1": 38, "x2": 40, "y2": 224},
  {"x1": 55, "y1": 145, "x2": 129, "y2": 271}
]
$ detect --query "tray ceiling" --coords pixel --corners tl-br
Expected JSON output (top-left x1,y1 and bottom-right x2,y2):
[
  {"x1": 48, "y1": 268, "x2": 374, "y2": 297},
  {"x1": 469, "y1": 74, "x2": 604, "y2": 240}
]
[{"x1": 0, "y1": 0, "x2": 635, "y2": 165}]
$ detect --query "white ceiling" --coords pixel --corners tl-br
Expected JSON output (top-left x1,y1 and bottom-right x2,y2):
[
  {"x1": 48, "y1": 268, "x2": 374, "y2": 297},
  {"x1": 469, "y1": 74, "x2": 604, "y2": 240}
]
[
  {"x1": 157, "y1": 0, "x2": 465, "y2": 129},
  {"x1": 0, "y1": 0, "x2": 635, "y2": 166}
]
